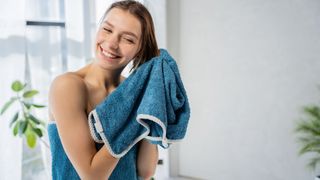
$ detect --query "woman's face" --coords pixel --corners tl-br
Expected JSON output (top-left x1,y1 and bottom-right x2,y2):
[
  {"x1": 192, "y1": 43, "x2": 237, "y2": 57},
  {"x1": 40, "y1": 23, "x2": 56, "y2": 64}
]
[{"x1": 95, "y1": 8, "x2": 141, "y2": 71}]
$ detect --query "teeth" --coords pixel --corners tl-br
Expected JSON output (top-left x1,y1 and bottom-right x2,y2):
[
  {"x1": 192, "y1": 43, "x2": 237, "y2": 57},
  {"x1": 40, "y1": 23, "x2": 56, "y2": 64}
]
[{"x1": 102, "y1": 50, "x2": 116, "y2": 58}]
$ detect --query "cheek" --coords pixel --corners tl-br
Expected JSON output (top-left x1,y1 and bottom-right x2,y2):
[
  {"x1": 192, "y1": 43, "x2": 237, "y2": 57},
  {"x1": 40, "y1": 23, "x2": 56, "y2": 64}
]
[
  {"x1": 96, "y1": 30, "x2": 107, "y2": 44},
  {"x1": 95, "y1": 33, "x2": 103, "y2": 44},
  {"x1": 126, "y1": 47, "x2": 139, "y2": 60},
  {"x1": 95, "y1": 33, "x2": 105, "y2": 52},
  {"x1": 129, "y1": 42, "x2": 141, "y2": 58}
]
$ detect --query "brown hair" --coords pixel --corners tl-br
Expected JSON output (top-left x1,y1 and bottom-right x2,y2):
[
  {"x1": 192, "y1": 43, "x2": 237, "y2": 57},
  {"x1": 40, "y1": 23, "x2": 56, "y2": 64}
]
[{"x1": 101, "y1": 0, "x2": 159, "y2": 70}]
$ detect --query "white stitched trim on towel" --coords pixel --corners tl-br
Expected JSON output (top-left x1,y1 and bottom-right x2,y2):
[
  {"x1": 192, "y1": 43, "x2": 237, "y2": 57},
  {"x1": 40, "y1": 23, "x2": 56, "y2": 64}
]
[
  {"x1": 137, "y1": 114, "x2": 183, "y2": 147},
  {"x1": 88, "y1": 110, "x2": 104, "y2": 143},
  {"x1": 88, "y1": 110, "x2": 183, "y2": 158},
  {"x1": 88, "y1": 110, "x2": 149, "y2": 158}
]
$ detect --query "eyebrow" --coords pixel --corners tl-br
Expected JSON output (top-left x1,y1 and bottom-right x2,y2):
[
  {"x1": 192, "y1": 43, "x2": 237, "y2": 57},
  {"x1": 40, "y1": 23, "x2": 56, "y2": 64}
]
[{"x1": 103, "y1": 21, "x2": 139, "y2": 39}]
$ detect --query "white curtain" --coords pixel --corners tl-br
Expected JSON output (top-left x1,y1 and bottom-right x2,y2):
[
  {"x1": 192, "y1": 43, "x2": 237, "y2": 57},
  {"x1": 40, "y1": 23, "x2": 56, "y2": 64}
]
[{"x1": 0, "y1": 0, "x2": 26, "y2": 179}]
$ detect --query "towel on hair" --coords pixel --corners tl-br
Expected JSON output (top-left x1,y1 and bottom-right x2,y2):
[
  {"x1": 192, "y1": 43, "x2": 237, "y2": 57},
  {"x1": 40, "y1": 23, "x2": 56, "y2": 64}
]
[{"x1": 88, "y1": 49, "x2": 190, "y2": 158}]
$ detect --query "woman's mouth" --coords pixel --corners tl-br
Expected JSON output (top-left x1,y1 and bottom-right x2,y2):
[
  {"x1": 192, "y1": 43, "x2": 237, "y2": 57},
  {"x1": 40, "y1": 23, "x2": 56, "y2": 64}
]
[{"x1": 99, "y1": 46, "x2": 121, "y2": 60}]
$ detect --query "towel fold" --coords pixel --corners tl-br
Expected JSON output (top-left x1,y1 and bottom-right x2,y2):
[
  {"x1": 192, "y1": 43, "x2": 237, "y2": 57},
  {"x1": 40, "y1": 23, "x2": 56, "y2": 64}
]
[{"x1": 88, "y1": 49, "x2": 190, "y2": 158}]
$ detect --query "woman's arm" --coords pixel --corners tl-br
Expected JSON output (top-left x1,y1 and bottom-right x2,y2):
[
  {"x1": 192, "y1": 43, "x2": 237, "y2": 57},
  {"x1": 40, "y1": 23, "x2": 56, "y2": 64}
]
[
  {"x1": 137, "y1": 139, "x2": 159, "y2": 179},
  {"x1": 49, "y1": 75, "x2": 119, "y2": 180}
]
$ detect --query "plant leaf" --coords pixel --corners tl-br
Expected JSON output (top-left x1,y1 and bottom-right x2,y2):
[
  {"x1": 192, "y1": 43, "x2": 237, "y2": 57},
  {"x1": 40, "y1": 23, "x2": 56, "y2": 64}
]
[
  {"x1": 0, "y1": 97, "x2": 18, "y2": 115},
  {"x1": 23, "y1": 90, "x2": 39, "y2": 98},
  {"x1": 28, "y1": 115, "x2": 40, "y2": 125},
  {"x1": 23, "y1": 102, "x2": 32, "y2": 110},
  {"x1": 9, "y1": 111, "x2": 19, "y2": 127},
  {"x1": 307, "y1": 156, "x2": 320, "y2": 170},
  {"x1": 295, "y1": 120, "x2": 320, "y2": 136},
  {"x1": 13, "y1": 121, "x2": 19, "y2": 136},
  {"x1": 19, "y1": 120, "x2": 28, "y2": 135},
  {"x1": 304, "y1": 106, "x2": 320, "y2": 120},
  {"x1": 299, "y1": 142, "x2": 320, "y2": 155},
  {"x1": 25, "y1": 130, "x2": 37, "y2": 148},
  {"x1": 33, "y1": 128, "x2": 43, "y2": 137},
  {"x1": 31, "y1": 104, "x2": 46, "y2": 108},
  {"x1": 11, "y1": 80, "x2": 25, "y2": 92}
]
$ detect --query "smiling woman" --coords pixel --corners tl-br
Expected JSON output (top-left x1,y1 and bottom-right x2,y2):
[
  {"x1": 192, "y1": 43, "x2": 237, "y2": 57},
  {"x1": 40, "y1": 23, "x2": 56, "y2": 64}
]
[
  {"x1": 95, "y1": 8, "x2": 142, "y2": 71},
  {"x1": 48, "y1": 1, "x2": 160, "y2": 180}
]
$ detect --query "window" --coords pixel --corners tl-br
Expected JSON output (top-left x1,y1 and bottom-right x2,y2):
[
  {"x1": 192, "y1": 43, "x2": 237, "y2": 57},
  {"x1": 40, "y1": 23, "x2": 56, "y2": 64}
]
[{"x1": 23, "y1": 0, "x2": 66, "y2": 179}]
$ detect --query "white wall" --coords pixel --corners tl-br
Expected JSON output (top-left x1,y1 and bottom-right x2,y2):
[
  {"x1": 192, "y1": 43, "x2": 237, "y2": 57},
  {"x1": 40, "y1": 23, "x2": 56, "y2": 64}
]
[{"x1": 167, "y1": 0, "x2": 320, "y2": 179}]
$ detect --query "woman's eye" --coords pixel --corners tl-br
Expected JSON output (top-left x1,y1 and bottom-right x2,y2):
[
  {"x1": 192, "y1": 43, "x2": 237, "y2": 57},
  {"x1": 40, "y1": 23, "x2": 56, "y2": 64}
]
[
  {"x1": 124, "y1": 38, "x2": 134, "y2": 44},
  {"x1": 103, "y1": 28, "x2": 112, "y2": 33}
]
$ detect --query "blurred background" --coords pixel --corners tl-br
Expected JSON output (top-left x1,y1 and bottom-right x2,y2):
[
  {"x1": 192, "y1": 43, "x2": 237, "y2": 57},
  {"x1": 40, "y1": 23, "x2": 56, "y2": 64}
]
[{"x1": 0, "y1": 0, "x2": 319, "y2": 179}]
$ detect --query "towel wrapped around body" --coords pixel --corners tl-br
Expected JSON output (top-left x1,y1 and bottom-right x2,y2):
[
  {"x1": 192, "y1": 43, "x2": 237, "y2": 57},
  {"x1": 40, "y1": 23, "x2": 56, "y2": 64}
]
[{"x1": 88, "y1": 49, "x2": 190, "y2": 158}]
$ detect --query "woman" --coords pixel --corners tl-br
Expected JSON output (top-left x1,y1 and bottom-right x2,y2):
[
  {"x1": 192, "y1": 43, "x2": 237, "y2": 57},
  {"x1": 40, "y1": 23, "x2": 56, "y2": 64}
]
[{"x1": 48, "y1": 1, "x2": 159, "y2": 179}]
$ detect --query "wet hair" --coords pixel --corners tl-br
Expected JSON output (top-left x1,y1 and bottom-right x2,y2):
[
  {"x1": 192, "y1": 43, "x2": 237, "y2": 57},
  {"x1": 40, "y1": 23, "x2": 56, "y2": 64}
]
[{"x1": 101, "y1": 0, "x2": 159, "y2": 70}]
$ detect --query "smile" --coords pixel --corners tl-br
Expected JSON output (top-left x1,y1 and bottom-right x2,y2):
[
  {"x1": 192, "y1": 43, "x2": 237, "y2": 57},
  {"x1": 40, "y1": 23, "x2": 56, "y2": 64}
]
[{"x1": 100, "y1": 46, "x2": 121, "y2": 59}]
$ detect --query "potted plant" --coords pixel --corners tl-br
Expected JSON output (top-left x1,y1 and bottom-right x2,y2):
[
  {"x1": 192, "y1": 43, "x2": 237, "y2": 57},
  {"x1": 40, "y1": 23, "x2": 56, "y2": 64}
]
[
  {"x1": 1, "y1": 80, "x2": 47, "y2": 148},
  {"x1": 295, "y1": 104, "x2": 320, "y2": 180}
]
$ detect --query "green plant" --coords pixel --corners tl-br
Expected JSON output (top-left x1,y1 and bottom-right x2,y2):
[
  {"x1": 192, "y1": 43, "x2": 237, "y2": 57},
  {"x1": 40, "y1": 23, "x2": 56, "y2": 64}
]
[
  {"x1": 1, "y1": 80, "x2": 47, "y2": 148},
  {"x1": 296, "y1": 105, "x2": 320, "y2": 170}
]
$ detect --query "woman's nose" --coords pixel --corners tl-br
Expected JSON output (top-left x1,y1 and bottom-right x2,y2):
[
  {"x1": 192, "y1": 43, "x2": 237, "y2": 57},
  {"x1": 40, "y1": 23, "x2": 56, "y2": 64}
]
[{"x1": 107, "y1": 35, "x2": 119, "y2": 50}]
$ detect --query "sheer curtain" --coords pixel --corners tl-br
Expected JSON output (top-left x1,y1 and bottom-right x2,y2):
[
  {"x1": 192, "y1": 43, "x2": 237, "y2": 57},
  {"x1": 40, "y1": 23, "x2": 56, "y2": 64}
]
[
  {"x1": 0, "y1": 0, "x2": 87, "y2": 179},
  {"x1": 0, "y1": 1, "x2": 26, "y2": 179},
  {"x1": 22, "y1": 0, "x2": 65, "y2": 179},
  {"x1": 26, "y1": 0, "x2": 88, "y2": 179}
]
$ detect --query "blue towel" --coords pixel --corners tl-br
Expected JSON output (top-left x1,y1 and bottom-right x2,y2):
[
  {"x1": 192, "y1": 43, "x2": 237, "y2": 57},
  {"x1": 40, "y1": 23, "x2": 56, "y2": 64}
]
[
  {"x1": 88, "y1": 49, "x2": 190, "y2": 158},
  {"x1": 48, "y1": 123, "x2": 140, "y2": 180}
]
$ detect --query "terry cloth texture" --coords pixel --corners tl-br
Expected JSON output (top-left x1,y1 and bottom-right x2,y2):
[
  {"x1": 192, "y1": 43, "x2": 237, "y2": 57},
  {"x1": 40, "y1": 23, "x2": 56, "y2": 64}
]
[
  {"x1": 48, "y1": 123, "x2": 139, "y2": 180},
  {"x1": 88, "y1": 49, "x2": 190, "y2": 158}
]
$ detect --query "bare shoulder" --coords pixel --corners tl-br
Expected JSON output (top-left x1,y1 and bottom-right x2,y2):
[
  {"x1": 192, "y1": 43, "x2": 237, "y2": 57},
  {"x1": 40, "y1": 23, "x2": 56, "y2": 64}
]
[
  {"x1": 49, "y1": 72, "x2": 88, "y2": 117},
  {"x1": 50, "y1": 72, "x2": 87, "y2": 96}
]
